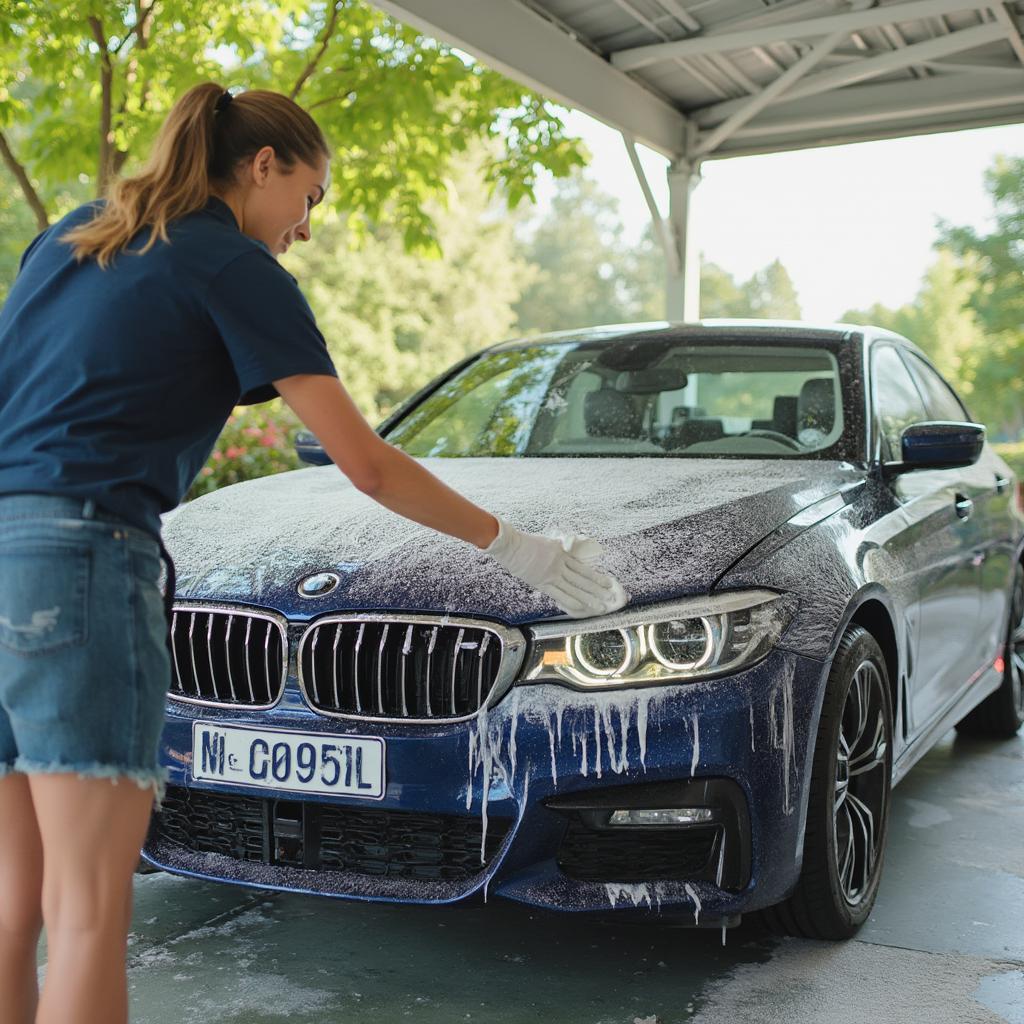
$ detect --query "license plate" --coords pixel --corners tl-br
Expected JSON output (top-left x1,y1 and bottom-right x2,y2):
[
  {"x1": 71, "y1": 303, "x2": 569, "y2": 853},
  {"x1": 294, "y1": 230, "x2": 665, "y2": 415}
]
[{"x1": 191, "y1": 722, "x2": 385, "y2": 800}]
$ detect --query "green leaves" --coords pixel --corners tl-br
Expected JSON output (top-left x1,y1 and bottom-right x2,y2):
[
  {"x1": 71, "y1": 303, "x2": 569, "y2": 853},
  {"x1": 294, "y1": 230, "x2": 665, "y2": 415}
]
[
  {"x1": 844, "y1": 153, "x2": 1024, "y2": 439},
  {"x1": 0, "y1": 0, "x2": 583, "y2": 258},
  {"x1": 512, "y1": 172, "x2": 804, "y2": 335},
  {"x1": 938, "y1": 155, "x2": 1024, "y2": 339},
  {"x1": 893, "y1": 153, "x2": 1024, "y2": 438},
  {"x1": 281, "y1": 147, "x2": 531, "y2": 425}
]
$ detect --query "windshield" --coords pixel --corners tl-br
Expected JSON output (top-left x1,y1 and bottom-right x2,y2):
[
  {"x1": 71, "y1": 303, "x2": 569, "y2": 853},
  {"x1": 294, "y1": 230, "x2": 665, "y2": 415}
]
[{"x1": 385, "y1": 336, "x2": 849, "y2": 460}]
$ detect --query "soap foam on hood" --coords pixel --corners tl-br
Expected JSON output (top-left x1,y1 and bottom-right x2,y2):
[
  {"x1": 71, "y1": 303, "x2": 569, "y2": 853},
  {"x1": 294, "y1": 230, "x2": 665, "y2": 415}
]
[{"x1": 164, "y1": 456, "x2": 857, "y2": 620}]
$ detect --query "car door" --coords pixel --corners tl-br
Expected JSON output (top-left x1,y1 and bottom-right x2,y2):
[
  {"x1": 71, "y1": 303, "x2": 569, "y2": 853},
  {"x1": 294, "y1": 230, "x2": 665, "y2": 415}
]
[
  {"x1": 871, "y1": 343, "x2": 983, "y2": 731},
  {"x1": 902, "y1": 349, "x2": 1015, "y2": 676}
]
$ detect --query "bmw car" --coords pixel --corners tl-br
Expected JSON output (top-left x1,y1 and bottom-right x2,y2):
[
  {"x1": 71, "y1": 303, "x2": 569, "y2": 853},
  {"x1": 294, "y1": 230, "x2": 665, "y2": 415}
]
[{"x1": 143, "y1": 321, "x2": 1024, "y2": 939}]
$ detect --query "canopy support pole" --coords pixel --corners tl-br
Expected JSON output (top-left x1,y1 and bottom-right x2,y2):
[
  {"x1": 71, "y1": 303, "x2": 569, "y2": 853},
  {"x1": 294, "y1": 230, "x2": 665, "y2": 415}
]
[{"x1": 667, "y1": 158, "x2": 702, "y2": 321}]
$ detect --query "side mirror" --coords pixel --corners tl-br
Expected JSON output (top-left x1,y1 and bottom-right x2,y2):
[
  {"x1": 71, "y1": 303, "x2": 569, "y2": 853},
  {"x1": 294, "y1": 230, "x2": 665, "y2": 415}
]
[
  {"x1": 886, "y1": 421, "x2": 985, "y2": 474},
  {"x1": 294, "y1": 430, "x2": 331, "y2": 466}
]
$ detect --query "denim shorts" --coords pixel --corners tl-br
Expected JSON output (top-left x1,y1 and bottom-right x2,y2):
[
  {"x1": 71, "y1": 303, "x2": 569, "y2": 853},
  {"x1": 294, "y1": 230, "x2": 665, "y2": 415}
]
[{"x1": 0, "y1": 493, "x2": 170, "y2": 807}]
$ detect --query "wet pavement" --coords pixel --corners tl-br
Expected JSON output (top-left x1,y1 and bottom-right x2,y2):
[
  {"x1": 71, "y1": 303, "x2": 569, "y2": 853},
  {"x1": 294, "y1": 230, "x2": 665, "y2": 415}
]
[{"x1": 36, "y1": 729, "x2": 1024, "y2": 1023}]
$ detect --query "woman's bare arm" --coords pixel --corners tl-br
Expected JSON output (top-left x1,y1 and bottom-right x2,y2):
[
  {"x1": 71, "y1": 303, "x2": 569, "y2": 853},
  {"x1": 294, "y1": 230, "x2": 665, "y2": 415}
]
[{"x1": 273, "y1": 373, "x2": 499, "y2": 550}]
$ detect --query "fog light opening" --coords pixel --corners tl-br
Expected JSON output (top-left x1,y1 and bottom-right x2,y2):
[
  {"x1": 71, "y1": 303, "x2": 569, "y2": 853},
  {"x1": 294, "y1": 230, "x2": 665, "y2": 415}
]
[{"x1": 608, "y1": 807, "x2": 715, "y2": 826}]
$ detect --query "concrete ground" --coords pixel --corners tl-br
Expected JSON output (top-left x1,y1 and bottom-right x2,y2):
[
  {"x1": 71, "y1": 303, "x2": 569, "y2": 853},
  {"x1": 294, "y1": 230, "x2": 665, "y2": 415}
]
[{"x1": 37, "y1": 729, "x2": 1024, "y2": 1023}]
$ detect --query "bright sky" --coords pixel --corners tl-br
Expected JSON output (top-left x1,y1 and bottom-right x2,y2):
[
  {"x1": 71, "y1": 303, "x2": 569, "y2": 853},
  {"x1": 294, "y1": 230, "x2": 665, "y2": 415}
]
[{"x1": 533, "y1": 112, "x2": 1024, "y2": 323}]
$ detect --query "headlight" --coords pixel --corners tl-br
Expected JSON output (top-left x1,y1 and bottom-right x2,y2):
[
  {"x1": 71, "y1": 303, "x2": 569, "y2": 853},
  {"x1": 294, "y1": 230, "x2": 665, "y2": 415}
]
[{"x1": 520, "y1": 589, "x2": 796, "y2": 690}]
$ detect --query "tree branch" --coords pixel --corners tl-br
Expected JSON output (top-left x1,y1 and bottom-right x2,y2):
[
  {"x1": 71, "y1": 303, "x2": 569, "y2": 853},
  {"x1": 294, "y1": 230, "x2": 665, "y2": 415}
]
[
  {"x1": 289, "y1": 0, "x2": 343, "y2": 100},
  {"x1": 110, "y1": 0, "x2": 156, "y2": 178},
  {"x1": 306, "y1": 89, "x2": 353, "y2": 112},
  {"x1": 111, "y1": 0, "x2": 156, "y2": 54},
  {"x1": 88, "y1": 15, "x2": 115, "y2": 195},
  {"x1": 135, "y1": 0, "x2": 157, "y2": 48},
  {"x1": 0, "y1": 130, "x2": 49, "y2": 231}
]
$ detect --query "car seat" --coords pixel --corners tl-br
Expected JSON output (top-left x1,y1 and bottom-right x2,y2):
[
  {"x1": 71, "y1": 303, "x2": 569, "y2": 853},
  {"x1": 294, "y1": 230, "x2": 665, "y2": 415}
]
[
  {"x1": 583, "y1": 388, "x2": 645, "y2": 439},
  {"x1": 796, "y1": 378, "x2": 835, "y2": 444}
]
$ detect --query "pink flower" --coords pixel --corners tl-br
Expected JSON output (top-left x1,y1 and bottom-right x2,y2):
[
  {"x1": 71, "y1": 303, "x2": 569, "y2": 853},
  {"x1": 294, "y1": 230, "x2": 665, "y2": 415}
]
[
  {"x1": 226, "y1": 446, "x2": 246, "y2": 459},
  {"x1": 259, "y1": 435, "x2": 276, "y2": 447},
  {"x1": 212, "y1": 451, "x2": 223, "y2": 462},
  {"x1": 243, "y1": 427, "x2": 261, "y2": 438},
  {"x1": 201, "y1": 466, "x2": 214, "y2": 477}
]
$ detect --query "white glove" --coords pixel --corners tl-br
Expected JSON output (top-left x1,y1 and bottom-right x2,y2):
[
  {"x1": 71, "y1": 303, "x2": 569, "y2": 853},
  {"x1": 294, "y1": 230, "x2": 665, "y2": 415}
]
[{"x1": 484, "y1": 515, "x2": 628, "y2": 618}]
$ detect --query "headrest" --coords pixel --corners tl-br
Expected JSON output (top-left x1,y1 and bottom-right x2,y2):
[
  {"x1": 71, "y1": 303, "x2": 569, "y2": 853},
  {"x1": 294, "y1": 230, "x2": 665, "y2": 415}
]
[
  {"x1": 772, "y1": 395, "x2": 798, "y2": 437},
  {"x1": 797, "y1": 378, "x2": 835, "y2": 434},
  {"x1": 583, "y1": 389, "x2": 643, "y2": 438}
]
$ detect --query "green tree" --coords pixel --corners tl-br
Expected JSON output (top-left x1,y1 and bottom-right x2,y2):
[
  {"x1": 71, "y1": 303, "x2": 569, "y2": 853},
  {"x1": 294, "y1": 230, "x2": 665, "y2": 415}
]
[
  {"x1": 617, "y1": 222, "x2": 664, "y2": 321},
  {"x1": 512, "y1": 173, "x2": 635, "y2": 333},
  {"x1": 0, "y1": 0, "x2": 584, "y2": 276},
  {"x1": 936, "y1": 155, "x2": 1024, "y2": 436},
  {"x1": 512, "y1": 171, "x2": 804, "y2": 331},
  {"x1": 842, "y1": 249, "x2": 1023, "y2": 437},
  {"x1": 281, "y1": 149, "x2": 533, "y2": 423},
  {"x1": 938, "y1": 155, "x2": 1024, "y2": 337},
  {"x1": 840, "y1": 300, "x2": 917, "y2": 338},
  {"x1": 0, "y1": 163, "x2": 37, "y2": 302},
  {"x1": 741, "y1": 259, "x2": 801, "y2": 319},
  {"x1": 700, "y1": 261, "x2": 750, "y2": 318}
]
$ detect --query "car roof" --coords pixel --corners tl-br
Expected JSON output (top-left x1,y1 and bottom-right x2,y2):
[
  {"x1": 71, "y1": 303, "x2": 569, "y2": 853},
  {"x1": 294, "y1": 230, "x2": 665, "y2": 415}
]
[{"x1": 487, "y1": 319, "x2": 914, "y2": 353}]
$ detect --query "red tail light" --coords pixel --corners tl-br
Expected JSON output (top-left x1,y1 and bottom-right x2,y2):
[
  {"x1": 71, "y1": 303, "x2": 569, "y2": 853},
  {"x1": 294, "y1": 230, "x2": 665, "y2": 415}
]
[{"x1": 1016, "y1": 480, "x2": 1024, "y2": 514}]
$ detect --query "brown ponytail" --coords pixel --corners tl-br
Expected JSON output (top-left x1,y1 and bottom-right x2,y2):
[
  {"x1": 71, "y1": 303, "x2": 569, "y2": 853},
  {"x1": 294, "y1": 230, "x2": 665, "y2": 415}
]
[{"x1": 61, "y1": 82, "x2": 330, "y2": 269}]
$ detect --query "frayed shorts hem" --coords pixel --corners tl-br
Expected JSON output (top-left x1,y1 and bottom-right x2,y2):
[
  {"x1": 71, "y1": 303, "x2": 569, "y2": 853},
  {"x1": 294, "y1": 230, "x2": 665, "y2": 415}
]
[{"x1": 0, "y1": 759, "x2": 168, "y2": 809}]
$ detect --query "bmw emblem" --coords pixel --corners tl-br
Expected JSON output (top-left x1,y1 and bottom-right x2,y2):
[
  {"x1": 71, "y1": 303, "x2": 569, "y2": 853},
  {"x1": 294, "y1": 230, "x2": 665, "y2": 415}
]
[{"x1": 297, "y1": 572, "x2": 341, "y2": 598}]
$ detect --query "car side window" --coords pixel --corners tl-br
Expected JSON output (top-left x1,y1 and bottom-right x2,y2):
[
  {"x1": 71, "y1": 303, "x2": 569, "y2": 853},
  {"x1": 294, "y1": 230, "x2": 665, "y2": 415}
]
[
  {"x1": 902, "y1": 352, "x2": 970, "y2": 423},
  {"x1": 871, "y1": 345, "x2": 929, "y2": 461}
]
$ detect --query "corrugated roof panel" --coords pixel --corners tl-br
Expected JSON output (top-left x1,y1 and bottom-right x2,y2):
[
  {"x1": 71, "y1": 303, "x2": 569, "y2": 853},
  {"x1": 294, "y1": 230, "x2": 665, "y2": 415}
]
[{"x1": 375, "y1": 0, "x2": 1024, "y2": 158}]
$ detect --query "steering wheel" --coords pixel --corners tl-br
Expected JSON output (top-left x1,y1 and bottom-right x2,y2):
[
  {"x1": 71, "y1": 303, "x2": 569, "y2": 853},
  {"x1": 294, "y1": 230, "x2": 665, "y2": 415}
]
[{"x1": 739, "y1": 428, "x2": 803, "y2": 451}]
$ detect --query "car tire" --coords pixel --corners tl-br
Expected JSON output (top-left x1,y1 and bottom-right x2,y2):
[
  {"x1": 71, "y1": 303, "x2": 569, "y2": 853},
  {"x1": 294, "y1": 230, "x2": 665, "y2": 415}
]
[
  {"x1": 761, "y1": 624, "x2": 893, "y2": 940},
  {"x1": 954, "y1": 562, "x2": 1024, "y2": 739}
]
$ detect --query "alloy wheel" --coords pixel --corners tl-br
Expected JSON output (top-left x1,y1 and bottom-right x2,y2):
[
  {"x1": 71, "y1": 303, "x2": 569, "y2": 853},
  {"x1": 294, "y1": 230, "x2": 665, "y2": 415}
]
[
  {"x1": 833, "y1": 659, "x2": 889, "y2": 906},
  {"x1": 1011, "y1": 572, "x2": 1024, "y2": 717}
]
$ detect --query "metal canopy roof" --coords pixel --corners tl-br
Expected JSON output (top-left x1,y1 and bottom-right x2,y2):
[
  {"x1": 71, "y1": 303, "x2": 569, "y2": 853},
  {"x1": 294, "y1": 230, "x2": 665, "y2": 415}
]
[{"x1": 373, "y1": 0, "x2": 1024, "y2": 161}]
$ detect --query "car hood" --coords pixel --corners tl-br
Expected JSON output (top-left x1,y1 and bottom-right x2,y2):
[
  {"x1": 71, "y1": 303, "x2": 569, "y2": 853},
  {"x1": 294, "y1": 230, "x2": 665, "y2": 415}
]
[{"x1": 164, "y1": 457, "x2": 862, "y2": 624}]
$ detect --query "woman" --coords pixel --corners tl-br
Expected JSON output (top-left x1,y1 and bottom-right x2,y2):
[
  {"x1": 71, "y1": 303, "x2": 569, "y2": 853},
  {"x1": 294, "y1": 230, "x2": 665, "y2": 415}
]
[{"x1": 0, "y1": 82, "x2": 626, "y2": 1024}]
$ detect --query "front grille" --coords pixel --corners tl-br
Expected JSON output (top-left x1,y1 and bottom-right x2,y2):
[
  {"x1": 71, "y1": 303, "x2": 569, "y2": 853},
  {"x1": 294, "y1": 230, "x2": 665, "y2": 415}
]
[
  {"x1": 149, "y1": 785, "x2": 510, "y2": 881},
  {"x1": 317, "y1": 805, "x2": 505, "y2": 879},
  {"x1": 153, "y1": 786, "x2": 265, "y2": 862},
  {"x1": 557, "y1": 820, "x2": 721, "y2": 882},
  {"x1": 298, "y1": 615, "x2": 513, "y2": 720},
  {"x1": 170, "y1": 606, "x2": 287, "y2": 708}
]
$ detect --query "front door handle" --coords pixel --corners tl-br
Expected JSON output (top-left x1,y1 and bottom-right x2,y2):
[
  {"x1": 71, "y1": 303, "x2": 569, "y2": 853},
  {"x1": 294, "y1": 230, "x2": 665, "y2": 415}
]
[
  {"x1": 955, "y1": 493, "x2": 973, "y2": 520},
  {"x1": 996, "y1": 475, "x2": 1011, "y2": 495}
]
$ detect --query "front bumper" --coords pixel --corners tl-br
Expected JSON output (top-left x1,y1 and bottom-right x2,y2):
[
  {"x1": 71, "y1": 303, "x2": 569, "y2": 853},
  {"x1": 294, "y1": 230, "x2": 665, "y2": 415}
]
[{"x1": 143, "y1": 646, "x2": 829, "y2": 921}]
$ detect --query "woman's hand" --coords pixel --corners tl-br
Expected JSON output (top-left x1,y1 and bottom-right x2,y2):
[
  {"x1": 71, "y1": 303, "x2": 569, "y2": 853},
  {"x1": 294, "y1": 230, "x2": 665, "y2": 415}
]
[{"x1": 484, "y1": 515, "x2": 628, "y2": 618}]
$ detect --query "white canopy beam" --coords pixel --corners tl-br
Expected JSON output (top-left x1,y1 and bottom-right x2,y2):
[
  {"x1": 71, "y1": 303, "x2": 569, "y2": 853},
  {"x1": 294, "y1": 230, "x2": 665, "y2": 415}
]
[
  {"x1": 372, "y1": 0, "x2": 690, "y2": 159},
  {"x1": 611, "y1": 0, "x2": 987, "y2": 69},
  {"x1": 991, "y1": 3, "x2": 1024, "y2": 65},
  {"x1": 622, "y1": 132, "x2": 680, "y2": 277},
  {"x1": 919, "y1": 57, "x2": 1024, "y2": 73},
  {"x1": 721, "y1": 70, "x2": 1024, "y2": 145},
  {"x1": 695, "y1": 29, "x2": 848, "y2": 155},
  {"x1": 693, "y1": 21, "x2": 1005, "y2": 126}
]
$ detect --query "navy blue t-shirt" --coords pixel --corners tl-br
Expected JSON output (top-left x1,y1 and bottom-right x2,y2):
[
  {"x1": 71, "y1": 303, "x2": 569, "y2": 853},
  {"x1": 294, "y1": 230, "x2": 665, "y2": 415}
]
[{"x1": 0, "y1": 196, "x2": 338, "y2": 540}]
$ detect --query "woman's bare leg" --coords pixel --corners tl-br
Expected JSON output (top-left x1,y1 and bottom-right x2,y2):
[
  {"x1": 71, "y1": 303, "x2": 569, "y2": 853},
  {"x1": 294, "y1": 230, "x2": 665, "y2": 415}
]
[
  {"x1": 0, "y1": 773, "x2": 44, "y2": 1024},
  {"x1": 29, "y1": 774, "x2": 155, "y2": 1024}
]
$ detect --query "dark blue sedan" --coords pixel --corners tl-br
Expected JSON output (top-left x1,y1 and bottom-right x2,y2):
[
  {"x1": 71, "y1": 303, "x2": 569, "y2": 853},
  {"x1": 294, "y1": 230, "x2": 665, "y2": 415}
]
[{"x1": 144, "y1": 321, "x2": 1024, "y2": 939}]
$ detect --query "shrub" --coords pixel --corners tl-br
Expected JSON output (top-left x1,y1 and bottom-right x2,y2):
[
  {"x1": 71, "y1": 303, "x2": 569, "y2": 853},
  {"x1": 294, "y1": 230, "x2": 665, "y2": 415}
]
[{"x1": 185, "y1": 402, "x2": 305, "y2": 501}]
